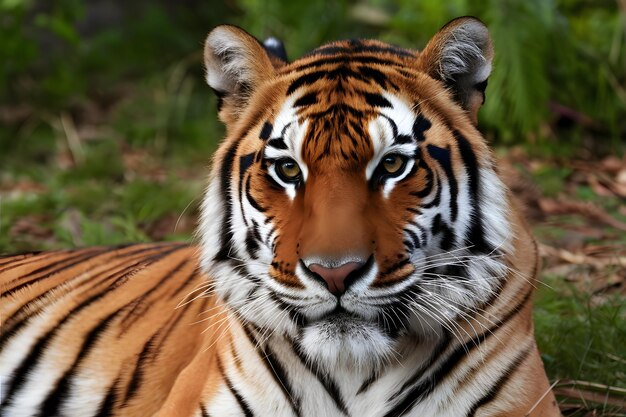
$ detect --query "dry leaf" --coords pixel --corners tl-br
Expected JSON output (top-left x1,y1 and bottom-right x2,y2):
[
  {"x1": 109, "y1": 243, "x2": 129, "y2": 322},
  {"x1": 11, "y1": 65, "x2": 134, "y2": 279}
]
[{"x1": 539, "y1": 198, "x2": 626, "y2": 232}]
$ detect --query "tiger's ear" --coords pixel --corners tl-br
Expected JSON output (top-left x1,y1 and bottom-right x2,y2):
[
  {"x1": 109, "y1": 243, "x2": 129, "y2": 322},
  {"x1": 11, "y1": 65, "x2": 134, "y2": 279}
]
[
  {"x1": 204, "y1": 25, "x2": 276, "y2": 125},
  {"x1": 418, "y1": 17, "x2": 493, "y2": 124}
]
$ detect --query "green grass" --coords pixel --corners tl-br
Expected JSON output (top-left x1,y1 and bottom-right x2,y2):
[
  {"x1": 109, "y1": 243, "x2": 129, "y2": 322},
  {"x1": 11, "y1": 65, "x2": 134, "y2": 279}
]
[
  {"x1": 535, "y1": 276, "x2": 625, "y2": 387},
  {"x1": 534, "y1": 273, "x2": 626, "y2": 415}
]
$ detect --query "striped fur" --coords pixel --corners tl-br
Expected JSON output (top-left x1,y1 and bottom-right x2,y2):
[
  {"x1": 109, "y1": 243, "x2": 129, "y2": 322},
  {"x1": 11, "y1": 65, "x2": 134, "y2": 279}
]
[{"x1": 1, "y1": 17, "x2": 561, "y2": 417}]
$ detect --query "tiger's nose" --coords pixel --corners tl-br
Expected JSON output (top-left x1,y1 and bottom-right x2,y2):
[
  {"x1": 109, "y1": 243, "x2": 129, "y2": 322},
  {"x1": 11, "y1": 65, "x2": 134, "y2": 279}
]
[{"x1": 304, "y1": 257, "x2": 373, "y2": 295}]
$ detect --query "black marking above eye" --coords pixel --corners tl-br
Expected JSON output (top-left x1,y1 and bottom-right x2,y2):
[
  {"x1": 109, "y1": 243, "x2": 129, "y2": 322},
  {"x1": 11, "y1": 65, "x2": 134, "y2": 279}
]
[
  {"x1": 260, "y1": 122, "x2": 273, "y2": 140},
  {"x1": 395, "y1": 134, "x2": 414, "y2": 145},
  {"x1": 267, "y1": 138, "x2": 288, "y2": 150}
]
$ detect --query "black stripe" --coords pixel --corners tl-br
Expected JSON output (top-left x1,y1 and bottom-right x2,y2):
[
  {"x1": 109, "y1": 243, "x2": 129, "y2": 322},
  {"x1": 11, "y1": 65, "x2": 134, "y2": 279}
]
[
  {"x1": 214, "y1": 139, "x2": 240, "y2": 262},
  {"x1": 364, "y1": 92, "x2": 392, "y2": 108},
  {"x1": 358, "y1": 66, "x2": 394, "y2": 89},
  {"x1": 455, "y1": 131, "x2": 490, "y2": 253},
  {"x1": 122, "y1": 299, "x2": 195, "y2": 406},
  {"x1": 37, "y1": 313, "x2": 120, "y2": 416},
  {"x1": 94, "y1": 377, "x2": 120, "y2": 417},
  {"x1": 410, "y1": 155, "x2": 433, "y2": 199},
  {"x1": 384, "y1": 289, "x2": 532, "y2": 417},
  {"x1": 0, "y1": 251, "x2": 56, "y2": 273},
  {"x1": 267, "y1": 137, "x2": 288, "y2": 150},
  {"x1": 2, "y1": 248, "x2": 109, "y2": 297},
  {"x1": 200, "y1": 404, "x2": 211, "y2": 417},
  {"x1": 268, "y1": 291, "x2": 305, "y2": 324},
  {"x1": 294, "y1": 92, "x2": 318, "y2": 107},
  {"x1": 0, "y1": 246, "x2": 184, "y2": 411},
  {"x1": 223, "y1": 373, "x2": 254, "y2": 417},
  {"x1": 430, "y1": 214, "x2": 455, "y2": 251},
  {"x1": 117, "y1": 258, "x2": 189, "y2": 332},
  {"x1": 412, "y1": 114, "x2": 431, "y2": 142},
  {"x1": 222, "y1": 368, "x2": 254, "y2": 417},
  {"x1": 421, "y1": 175, "x2": 441, "y2": 209},
  {"x1": 379, "y1": 258, "x2": 410, "y2": 279},
  {"x1": 259, "y1": 122, "x2": 273, "y2": 140},
  {"x1": 291, "y1": 341, "x2": 349, "y2": 415},
  {"x1": 240, "y1": 153, "x2": 255, "y2": 181},
  {"x1": 387, "y1": 332, "x2": 451, "y2": 402},
  {"x1": 395, "y1": 134, "x2": 414, "y2": 144},
  {"x1": 245, "y1": 175, "x2": 267, "y2": 213},
  {"x1": 357, "y1": 371, "x2": 381, "y2": 395},
  {"x1": 122, "y1": 332, "x2": 161, "y2": 405},
  {"x1": 245, "y1": 219, "x2": 264, "y2": 258},
  {"x1": 427, "y1": 144, "x2": 457, "y2": 221},
  {"x1": 307, "y1": 103, "x2": 368, "y2": 119},
  {"x1": 1, "y1": 248, "x2": 95, "y2": 278},
  {"x1": 439, "y1": 221, "x2": 456, "y2": 251},
  {"x1": 287, "y1": 64, "x2": 393, "y2": 96},
  {"x1": 245, "y1": 230, "x2": 260, "y2": 258},
  {"x1": 378, "y1": 114, "x2": 398, "y2": 138},
  {"x1": 257, "y1": 339, "x2": 301, "y2": 416},
  {"x1": 3, "y1": 243, "x2": 166, "y2": 296},
  {"x1": 251, "y1": 220, "x2": 263, "y2": 244},
  {"x1": 465, "y1": 345, "x2": 532, "y2": 417},
  {"x1": 404, "y1": 228, "x2": 421, "y2": 249},
  {"x1": 287, "y1": 71, "x2": 326, "y2": 95},
  {"x1": 293, "y1": 55, "x2": 400, "y2": 72}
]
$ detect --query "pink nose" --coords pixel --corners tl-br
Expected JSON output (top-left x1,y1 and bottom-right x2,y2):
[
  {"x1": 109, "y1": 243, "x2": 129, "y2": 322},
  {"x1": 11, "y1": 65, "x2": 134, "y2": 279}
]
[{"x1": 308, "y1": 262, "x2": 364, "y2": 295}]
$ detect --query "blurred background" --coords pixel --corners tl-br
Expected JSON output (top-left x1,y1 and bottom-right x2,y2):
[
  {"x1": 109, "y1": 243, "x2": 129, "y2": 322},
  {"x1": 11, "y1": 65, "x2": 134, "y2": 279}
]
[{"x1": 1, "y1": 1, "x2": 625, "y2": 414}]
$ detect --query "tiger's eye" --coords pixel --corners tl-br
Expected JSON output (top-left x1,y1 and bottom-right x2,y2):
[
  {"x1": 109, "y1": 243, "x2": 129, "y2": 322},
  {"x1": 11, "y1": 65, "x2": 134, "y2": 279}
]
[
  {"x1": 382, "y1": 155, "x2": 405, "y2": 174},
  {"x1": 276, "y1": 159, "x2": 302, "y2": 182}
]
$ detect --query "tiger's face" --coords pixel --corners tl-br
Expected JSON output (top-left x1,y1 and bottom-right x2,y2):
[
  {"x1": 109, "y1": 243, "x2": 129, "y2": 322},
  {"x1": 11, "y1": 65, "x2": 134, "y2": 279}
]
[{"x1": 200, "y1": 19, "x2": 512, "y2": 371}]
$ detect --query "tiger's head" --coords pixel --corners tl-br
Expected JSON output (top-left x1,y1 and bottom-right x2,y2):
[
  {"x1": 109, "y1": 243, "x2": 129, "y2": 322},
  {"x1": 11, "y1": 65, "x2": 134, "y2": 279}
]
[{"x1": 199, "y1": 17, "x2": 513, "y2": 371}]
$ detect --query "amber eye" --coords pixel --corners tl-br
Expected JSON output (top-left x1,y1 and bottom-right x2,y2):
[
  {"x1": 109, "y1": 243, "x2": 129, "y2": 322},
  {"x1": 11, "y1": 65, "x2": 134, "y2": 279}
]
[
  {"x1": 381, "y1": 154, "x2": 407, "y2": 176},
  {"x1": 276, "y1": 159, "x2": 302, "y2": 183}
]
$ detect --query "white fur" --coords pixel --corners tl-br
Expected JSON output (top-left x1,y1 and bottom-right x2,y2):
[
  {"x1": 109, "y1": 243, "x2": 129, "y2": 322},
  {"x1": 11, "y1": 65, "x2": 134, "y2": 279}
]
[
  {"x1": 205, "y1": 28, "x2": 257, "y2": 94},
  {"x1": 439, "y1": 23, "x2": 492, "y2": 84}
]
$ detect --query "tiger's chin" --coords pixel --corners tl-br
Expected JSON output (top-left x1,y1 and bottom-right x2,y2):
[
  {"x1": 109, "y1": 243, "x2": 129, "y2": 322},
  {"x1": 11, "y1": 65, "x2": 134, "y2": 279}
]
[{"x1": 297, "y1": 312, "x2": 396, "y2": 373}]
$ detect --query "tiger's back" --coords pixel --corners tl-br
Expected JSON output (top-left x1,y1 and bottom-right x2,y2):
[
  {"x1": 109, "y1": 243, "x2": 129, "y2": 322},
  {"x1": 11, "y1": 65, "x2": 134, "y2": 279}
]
[{"x1": 1, "y1": 243, "x2": 221, "y2": 416}]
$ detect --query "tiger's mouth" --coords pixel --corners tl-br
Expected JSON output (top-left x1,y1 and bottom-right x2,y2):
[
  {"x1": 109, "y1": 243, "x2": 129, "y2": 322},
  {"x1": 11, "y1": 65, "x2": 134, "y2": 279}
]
[
  {"x1": 296, "y1": 305, "x2": 397, "y2": 370},
  {"x1": 307, "y1": 306, "x2": 359, "y2": 325},
  {"x1": 302, "y1": 302, "x2": 396, "y2": 339}
]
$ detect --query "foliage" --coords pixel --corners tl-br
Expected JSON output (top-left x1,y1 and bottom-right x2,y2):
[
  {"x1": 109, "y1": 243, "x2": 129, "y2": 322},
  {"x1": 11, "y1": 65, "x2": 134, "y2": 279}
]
[{"x1": 2, "y1": 0, "x2": 625, "y2": 145}]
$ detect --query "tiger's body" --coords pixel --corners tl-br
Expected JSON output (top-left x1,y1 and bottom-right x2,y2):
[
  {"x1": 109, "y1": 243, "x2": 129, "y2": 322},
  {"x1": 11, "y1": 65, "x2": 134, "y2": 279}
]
[{"x1": 1, "y1": 17, "x2": 561, "y2": 417}]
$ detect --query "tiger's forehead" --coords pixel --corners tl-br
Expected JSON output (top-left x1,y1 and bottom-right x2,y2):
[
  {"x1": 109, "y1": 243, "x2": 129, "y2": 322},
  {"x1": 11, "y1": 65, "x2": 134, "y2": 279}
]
[{"x1": 254, "y1": 39, "x2": 439, "y2": 171}]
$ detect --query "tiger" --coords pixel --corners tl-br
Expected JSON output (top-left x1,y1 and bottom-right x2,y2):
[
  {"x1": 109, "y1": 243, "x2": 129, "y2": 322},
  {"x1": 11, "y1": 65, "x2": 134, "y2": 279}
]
[{"x1": 0, "y1": 17, "x2": 561, "y2": 417}]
